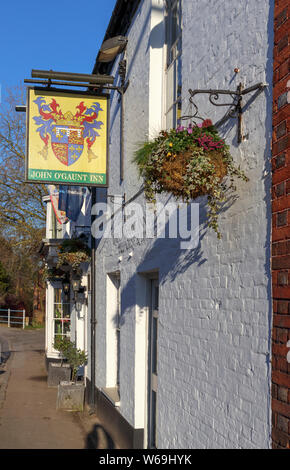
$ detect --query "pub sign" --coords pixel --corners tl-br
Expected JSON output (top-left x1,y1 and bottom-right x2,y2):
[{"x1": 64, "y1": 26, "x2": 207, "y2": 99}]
[{"x1": 26, "y1": 88, "x2": 108, "y2": 187}]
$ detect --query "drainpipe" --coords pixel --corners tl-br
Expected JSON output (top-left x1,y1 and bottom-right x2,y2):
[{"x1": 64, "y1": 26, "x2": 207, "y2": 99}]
[{"x1": 90, "y1": 187, "x2": 97, "y2": 409}]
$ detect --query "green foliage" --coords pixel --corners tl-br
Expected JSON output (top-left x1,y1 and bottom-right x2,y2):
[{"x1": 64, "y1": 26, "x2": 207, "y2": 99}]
[
  {"x1": 57, "y1": 237, "x2": 90, "y2": 271},
  {"x1": 42, "y1": 267, "x2": 66, "y2": 282},
  {"x1": 0, "y1": 261, "x2": 11, "y2": 296},
  {"x1": 53, "y1": 337, "x2": 87, "y2": 382},
  {"x1": 59, "y1": 237, "x2": 90, "y2": 255},
  {"x1": 26, "y1": 320, "x2": 45, "y2": 330},
  {"x1": 134, "y1": 123, "x2": 249, "y2": 238},
  {"x1": 0, "y1": 87, "x2": 46, "y2": 313},
  {"x1": 54, "y1": 336, "x2": 71, "y2": 356},
  {"x1": 57, "y1": 251, "x2": 90, "y2": 271},
  {"x1": 0, "y1": 87, "x2": 46, "y2": 245}
]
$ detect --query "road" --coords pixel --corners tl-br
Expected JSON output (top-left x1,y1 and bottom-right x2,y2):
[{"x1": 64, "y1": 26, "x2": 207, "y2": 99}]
[{"x1": 0, "y1": 326, "x2": 116, "y2": 449}]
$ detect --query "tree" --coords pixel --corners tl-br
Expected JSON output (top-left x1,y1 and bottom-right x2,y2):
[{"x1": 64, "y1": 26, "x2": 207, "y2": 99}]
[
  {"x1": 0, "y1": 261, "x2": 12, "y2": 301},
  {"x1": 0, "y1": 86, "x2": 47, "y2": 247},
  {"x1": 0, "y1": 86, "x2": 47, "y2": 313}
]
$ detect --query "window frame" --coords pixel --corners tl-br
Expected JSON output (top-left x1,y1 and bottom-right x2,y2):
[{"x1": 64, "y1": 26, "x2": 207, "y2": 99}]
[
  {"x1": 164, "y1": 0, "x2": 182, "y2": 129},
  {"x1": 52, "y1": 286, "x2": 71, "y2": 347}
]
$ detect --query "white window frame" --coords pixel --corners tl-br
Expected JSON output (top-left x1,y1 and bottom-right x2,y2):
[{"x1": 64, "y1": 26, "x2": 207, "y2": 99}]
[
  {"x1": 164, "y1": 0, "x2": 182, "y2": 129},
  {"x1": 52, "y1": 285, "x2": 71, "y2": 353},
  {"x1": 105, "y1": 272, "x2": 121, "y2": 391}
]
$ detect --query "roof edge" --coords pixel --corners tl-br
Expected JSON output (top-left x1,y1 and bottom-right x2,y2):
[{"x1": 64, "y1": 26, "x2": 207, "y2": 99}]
[{"x1": 93, "y1": 0, "x2": 142, "y2": 75}]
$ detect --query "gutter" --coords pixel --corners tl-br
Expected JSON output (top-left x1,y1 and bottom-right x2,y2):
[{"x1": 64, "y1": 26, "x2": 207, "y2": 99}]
[{"x1": 90, "y1": 188, "x2": 97, "y2": 408}]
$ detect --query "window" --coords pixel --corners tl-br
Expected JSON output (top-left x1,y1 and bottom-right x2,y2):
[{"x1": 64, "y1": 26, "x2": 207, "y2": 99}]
[
  {"x1": 115, "y1": 275, "x2": 121, "y2": 387},
  {"x1": 53, "y1": 287, "x2": 71, "y2": 343},
  {"x1": 165, "y1": 0, "x2": 182, "y2": 129},
  {"x1": 103, "y1": 272, "x2": 121, "y2": 406},
  {"x1": 147, "y1": 279, "x2": 159, "y2": 449}
]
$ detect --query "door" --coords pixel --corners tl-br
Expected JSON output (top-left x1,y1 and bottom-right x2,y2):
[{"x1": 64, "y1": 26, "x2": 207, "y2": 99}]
[{"x1": 147, "y1": 279, "x2": 159, "y2": 449}]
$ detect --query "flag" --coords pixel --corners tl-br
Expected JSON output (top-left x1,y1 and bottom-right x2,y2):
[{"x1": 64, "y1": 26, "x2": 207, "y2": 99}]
[
  {"x1": 58, "y1": 185, "x2": 68, "y2": 213},
  {"x1": 48, "y1": 185, "x2": 68, "y2": 224},
  {"x1": 58, "y1": 186, "x2": 86, "y2": 222}
]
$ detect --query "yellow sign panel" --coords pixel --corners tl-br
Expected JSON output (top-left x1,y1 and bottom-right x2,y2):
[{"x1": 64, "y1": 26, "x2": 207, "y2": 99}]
[{"x1": 26, "y1": 88, "x2": 108, "y2": 186}]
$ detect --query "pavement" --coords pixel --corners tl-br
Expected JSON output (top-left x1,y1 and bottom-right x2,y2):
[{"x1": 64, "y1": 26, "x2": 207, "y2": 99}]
[{"x1": 0, "y1": 325, "x2": 117, "y2": 449}]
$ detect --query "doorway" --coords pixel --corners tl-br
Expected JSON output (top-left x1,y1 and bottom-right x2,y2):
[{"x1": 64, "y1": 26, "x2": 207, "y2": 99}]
[{"x1": 147, "y1": 279, "x2": 159, "y2": 449}]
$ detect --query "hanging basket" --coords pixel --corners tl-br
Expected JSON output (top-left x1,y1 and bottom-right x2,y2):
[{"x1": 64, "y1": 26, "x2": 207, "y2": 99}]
[
  {"x1": 134, "y1": 121, "x2": 248, "y2": 238},
  {"x1": 56, "y1": 252, "x2": 90, "y2": 271},
  {"x1": 56, "y1": 237, "x2": 91, "y2": 271},
  {"x1": 43, "y1": 267, "x2": 67, "y2": 282},
  {"x1": 156, "y1": 149, "x2": 228, "y2": 200},
  {"x1": 58, "y1": 264, "x2": 71, "y2": 272}
]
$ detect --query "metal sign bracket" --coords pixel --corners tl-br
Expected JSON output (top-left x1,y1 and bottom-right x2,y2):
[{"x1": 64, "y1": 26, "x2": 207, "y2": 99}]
[{"x1": 181, "y1": 82, "x2": 267, "y2": 143}]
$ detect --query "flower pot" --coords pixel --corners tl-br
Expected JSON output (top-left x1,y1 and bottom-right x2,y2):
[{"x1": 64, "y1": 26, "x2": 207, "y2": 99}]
[
  {"x1": 56, "y1": 381, "x2": 85, "y2": 411},
  {"x1": 47, "y1": 362, "x2": 71, "y2": 387}
]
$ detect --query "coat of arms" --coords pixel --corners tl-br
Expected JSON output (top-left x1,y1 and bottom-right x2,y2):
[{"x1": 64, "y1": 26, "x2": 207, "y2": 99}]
[{"x1": 33, "y1": 97, "x2": 104, "y2": 164}]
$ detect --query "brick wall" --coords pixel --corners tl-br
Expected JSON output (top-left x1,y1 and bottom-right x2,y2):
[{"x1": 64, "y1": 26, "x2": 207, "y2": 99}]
[{"x1": 271, "y1": 0, "x2": 290, "y2": 450}]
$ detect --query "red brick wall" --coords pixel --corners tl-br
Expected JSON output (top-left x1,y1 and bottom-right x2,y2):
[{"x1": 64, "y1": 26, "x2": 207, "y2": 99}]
[{"x1": 272, "y1": 0, "x2": 290, "y2": 450}]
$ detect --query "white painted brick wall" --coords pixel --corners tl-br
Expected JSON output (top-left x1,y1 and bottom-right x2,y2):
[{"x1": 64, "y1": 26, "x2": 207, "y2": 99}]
[{"x1": 92, "y1": 0, "x2": 274, "y2": 449}]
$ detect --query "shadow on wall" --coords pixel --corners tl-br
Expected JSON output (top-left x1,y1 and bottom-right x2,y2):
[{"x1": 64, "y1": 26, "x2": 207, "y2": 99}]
[
  {"x1": 112, "y1": 181, "x2": 248, "y2": 327},
  {"x1": 264, "y1": 0, "x2": 275, "y2": 435},
  {"x1": 85, "y1": 424, "x2": 115, "y2": 449}
]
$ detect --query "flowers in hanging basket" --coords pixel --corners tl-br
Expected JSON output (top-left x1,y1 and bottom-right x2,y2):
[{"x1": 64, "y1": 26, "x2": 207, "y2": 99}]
[
  {"x1": 56, "y1": 237, "x2": 90, "y2": 270},
  {"x1": 57, "y1": 251, "x2": 90, "y2": 270},
  {"x1": 134, "y1": 121, "x2": 248, "y2": 238},
  {"x1": 42, "y1": 266, "x2": 67, "y2": 282}
]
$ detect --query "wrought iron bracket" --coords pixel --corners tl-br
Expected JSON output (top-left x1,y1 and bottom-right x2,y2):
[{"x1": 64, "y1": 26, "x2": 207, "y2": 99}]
[{"x1": 183, "y1": 82, "x2": 267, "y2": 143}]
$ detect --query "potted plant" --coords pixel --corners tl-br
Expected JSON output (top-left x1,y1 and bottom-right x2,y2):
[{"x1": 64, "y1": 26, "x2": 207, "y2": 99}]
[
  {"x1": 54, "y1": 338, "x2": 87, "y2": 412},
  {"x1": 47, "y1": 336, "x2": 71, "y2": 387},
  {"x1": 134, "y1": 120, "x2": 248, "y2": 238}
]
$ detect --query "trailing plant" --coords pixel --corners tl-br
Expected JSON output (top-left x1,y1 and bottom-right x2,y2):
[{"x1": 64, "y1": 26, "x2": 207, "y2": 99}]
[
  {"x1": 59, "y1": 237, "x2": 90, "y2": 255},
  {"x1": 56, "y1": 237, "x2": 90, "y2": 270},
  {"x1": 57, "y1": 251, "x2": 90, "y2": 270},
  {"x1": 42, "y1": 266, "x2": 66, "y2": 282},
  {"x1": 134, "y1": 120, "x2": 248, "y2": 238}
]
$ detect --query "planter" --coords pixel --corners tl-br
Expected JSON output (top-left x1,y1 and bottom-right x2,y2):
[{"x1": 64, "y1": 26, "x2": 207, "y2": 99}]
[
  {"x1": 155, "y1": 149, "x2": 228, "y2": 200},
  {"x1": 56, "y1": 381, "x2": 85, "y2": 411},
  {"x1": 56, "y1": 238, "x2": 91, "y2": 272},
  {"x1": 43, "y1": 267, "x2": 67, "y2": 281},
  {"x1": 47, "y1": 362, "x2": 71, "y2": 387}
]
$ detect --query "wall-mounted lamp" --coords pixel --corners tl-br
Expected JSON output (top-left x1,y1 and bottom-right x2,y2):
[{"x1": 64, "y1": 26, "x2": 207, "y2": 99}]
[
  {"x1": 96, "y1": 35, "x2": 128, "y2": 63},
  {"x1": 62, "y1": 280, "x2": 70, "y2": 295},
  {"x1": 95, "y1": 35, "x2": 128, "y2": 181},
  {"x1": 72, "y1": 277, "x2": 81, "y2": 294},
  {"x1": 96, "y1": 35, "x2": 129, "y2": 90}
]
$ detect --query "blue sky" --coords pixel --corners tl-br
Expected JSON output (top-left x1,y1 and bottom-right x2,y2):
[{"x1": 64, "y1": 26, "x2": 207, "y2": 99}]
[{"x1": 0, "y1": 0, "x2": 117, "y2": 99}]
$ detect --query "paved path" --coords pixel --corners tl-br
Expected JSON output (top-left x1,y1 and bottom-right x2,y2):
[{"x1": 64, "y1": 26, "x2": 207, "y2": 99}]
[{"x1": 0, "y1": 326, "x2": 116, "y2": 449}]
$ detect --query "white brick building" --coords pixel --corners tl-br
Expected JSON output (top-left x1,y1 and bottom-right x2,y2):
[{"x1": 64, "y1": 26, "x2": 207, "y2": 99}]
[
  {"x1": 83, "y1": 0, "x2": 274, "y2": 449},
  {"x1": 42, "y1": 192, "x2": 91, "y2": 368}
]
